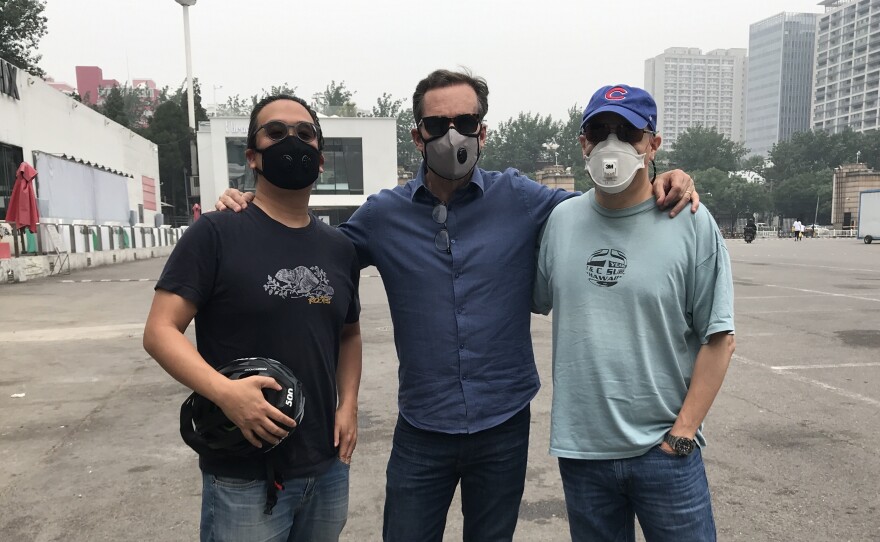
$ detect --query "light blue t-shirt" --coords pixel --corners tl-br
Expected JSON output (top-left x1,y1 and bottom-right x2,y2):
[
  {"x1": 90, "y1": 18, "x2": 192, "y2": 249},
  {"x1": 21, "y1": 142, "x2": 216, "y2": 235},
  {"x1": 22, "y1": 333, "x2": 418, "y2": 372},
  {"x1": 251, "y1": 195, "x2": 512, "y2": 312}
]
[{"x1": 533, "y1": 189, "x2": 734, "y2": 460}]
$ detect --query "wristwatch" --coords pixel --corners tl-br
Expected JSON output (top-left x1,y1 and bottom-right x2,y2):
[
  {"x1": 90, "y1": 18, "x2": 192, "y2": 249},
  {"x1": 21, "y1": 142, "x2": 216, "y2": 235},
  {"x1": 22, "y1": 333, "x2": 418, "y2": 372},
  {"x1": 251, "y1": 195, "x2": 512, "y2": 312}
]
[{"x1": 664, "y1": 433, "x2": 697, "y2": 456}]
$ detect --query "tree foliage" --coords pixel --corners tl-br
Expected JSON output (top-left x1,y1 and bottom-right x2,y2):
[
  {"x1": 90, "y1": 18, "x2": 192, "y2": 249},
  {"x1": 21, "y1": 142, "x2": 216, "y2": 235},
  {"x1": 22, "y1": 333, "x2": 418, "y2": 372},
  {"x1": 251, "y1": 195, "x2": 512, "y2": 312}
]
[
  {"x1": 668, "y1": 125, "x2": 748, "y2": 172},
  {"x1": 97, "y1": 84, "x2": 148, "y2": 130},
  {"x1": 482, "y1": 112, "x2": 562, "y2": 176},
  {"x1": 315, "y1": 80, "x2": 358, "y2": 117},
  {"x1": 0, "y1": 0, "x2": 47, "y2": 77},
  {"x1": 143, "y1": 101, "x2": 190, "y2": 219}
]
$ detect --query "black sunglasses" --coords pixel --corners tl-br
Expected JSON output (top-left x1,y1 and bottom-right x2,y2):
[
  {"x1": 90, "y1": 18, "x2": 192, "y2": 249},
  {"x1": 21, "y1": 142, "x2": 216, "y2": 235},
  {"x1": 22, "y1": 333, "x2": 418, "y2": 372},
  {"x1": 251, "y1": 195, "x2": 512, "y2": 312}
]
[
  {"x1": 432, "y1": 204, "x2": 450, "y2": 253},
  {"x1": 419, "y1": 114, "x2": 482, "y2": 138},
  {"x1": 582, "y1": 122, "x2": 654, "y2": 145},
  {"x1": 257, "y1": 120, "x2": 320, "y2": 144}
]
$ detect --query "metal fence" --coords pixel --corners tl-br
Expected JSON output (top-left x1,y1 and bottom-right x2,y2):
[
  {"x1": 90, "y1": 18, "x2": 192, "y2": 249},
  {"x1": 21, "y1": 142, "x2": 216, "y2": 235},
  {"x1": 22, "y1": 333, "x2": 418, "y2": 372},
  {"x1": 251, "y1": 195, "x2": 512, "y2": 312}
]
[{"x1": 0, "y1": 220, "x2": 184, "y2": 259}]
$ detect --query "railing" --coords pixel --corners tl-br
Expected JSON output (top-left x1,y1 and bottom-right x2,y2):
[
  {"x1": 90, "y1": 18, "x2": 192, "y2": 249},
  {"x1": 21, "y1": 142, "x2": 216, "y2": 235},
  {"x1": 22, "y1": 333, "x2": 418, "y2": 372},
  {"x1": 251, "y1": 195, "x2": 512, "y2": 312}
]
[{"x1": 0, "y1": 220, "x2": 185, "y2": 258}]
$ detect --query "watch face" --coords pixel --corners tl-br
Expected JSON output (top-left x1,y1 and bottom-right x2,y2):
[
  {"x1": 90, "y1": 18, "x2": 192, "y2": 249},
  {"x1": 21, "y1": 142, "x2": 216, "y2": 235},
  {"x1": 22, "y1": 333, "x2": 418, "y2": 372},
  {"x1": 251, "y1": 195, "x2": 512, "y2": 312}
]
[{"x1": 674, "y1": 438, "x2": 696, "y2": 455}]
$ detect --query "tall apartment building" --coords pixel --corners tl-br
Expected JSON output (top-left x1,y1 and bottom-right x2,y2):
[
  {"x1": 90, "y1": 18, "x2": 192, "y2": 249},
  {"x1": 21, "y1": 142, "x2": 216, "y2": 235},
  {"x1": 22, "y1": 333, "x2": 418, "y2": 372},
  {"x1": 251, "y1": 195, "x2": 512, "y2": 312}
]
[
  {"x1": 645, "y1": 48, "x2": 748, "y2": 148},
  {"x1": 746, "y1": 13, "x2": 820, "y2": 157},
  {"x1": 812, "y1": 0, "x2": 880, "y2": 134}
]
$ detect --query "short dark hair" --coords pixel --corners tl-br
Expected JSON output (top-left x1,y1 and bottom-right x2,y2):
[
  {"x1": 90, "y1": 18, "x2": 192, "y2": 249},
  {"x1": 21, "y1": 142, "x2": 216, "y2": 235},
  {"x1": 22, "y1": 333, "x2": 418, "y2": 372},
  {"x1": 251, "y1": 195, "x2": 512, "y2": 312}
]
[
  {"x1": 246, "y1": 94, "x2": 324, "y2": 151},
  {"x1": 412, "y1": 69, "x2": 489, "y2": 125}
]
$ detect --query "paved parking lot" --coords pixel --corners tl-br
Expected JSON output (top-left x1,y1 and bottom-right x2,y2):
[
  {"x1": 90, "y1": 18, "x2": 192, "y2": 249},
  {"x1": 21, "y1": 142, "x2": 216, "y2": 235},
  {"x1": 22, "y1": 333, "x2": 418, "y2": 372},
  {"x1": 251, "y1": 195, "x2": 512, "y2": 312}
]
[{"x1": 1, "y1": 236, "x2": 878, "y2": 541}]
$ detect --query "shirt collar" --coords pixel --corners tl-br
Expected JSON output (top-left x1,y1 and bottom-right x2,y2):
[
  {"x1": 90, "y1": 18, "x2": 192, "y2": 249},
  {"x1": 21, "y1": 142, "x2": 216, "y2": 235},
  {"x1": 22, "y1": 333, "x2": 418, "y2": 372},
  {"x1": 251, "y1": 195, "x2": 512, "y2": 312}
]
[{"x1": 410, "y1": 162, "x2": 486, "y2": 202}]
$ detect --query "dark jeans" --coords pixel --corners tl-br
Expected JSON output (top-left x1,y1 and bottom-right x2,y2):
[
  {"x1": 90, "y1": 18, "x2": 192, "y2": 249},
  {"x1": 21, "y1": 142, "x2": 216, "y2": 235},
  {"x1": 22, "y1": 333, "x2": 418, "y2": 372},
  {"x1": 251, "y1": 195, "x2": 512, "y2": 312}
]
[
  {"x1": 383, "y1": 405, "x2": 530, "y2": 542},
  {"x1": 559, "y1": 446, "x2": 716, "y2": 542}
]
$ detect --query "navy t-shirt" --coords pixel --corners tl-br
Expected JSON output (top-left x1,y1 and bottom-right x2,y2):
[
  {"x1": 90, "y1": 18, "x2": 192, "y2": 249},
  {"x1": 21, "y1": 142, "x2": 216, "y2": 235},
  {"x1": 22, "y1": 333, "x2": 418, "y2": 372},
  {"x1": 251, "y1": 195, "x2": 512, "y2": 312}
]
[{"x1": 156, "y1": 204, "x2": 360, "y2": 479}]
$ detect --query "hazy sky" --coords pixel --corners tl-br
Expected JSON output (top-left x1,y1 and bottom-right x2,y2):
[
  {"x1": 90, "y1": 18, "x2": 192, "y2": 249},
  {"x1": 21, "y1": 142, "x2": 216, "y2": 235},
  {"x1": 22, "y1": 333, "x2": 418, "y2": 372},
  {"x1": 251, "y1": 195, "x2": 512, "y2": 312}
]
[{"x1": 37, "y1": 0, "x2": 826, "y2": 126}]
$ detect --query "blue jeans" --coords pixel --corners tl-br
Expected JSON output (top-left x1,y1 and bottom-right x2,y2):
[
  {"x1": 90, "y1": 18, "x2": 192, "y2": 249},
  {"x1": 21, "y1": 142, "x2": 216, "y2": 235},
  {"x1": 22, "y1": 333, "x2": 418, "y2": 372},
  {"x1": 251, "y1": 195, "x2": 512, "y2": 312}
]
[
  {"x1": 558, "y1": 446, "x2": 716, "y2": 542},
  {"x1": 200, "y1": 458, "x2": 350, "y2": 542},
  {"x1": 383, "y1": 405, "x2": 530, "y2": 542}
]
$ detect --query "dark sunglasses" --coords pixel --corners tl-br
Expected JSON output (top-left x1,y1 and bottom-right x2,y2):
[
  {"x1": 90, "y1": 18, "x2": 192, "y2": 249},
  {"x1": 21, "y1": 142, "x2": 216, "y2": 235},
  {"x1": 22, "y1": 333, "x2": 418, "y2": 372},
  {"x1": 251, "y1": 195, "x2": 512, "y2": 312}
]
[
  {"x1": 432, "y1": 204, "x2": 450, "y2": 253},
  {"x1": 257, "y1": 120, "x2": 320, "y2": 144},
  {"x1": 419, "y1": 114, "x2": 482, "y2": 138},
  {"x1": 582, "y1": 122, "x2": 654, "y2": 145}
]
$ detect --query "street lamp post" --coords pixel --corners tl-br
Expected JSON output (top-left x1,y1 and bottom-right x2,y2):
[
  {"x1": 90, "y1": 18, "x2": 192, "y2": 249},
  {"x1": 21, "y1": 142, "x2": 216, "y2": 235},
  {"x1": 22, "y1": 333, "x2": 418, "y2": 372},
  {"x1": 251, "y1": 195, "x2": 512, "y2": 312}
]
[
  {"x1": 176, "y1": 0, "x2": 198, "y2": 223},
  {"x1": 542, "y1": 141, "x2": 560, "y2": 166}
]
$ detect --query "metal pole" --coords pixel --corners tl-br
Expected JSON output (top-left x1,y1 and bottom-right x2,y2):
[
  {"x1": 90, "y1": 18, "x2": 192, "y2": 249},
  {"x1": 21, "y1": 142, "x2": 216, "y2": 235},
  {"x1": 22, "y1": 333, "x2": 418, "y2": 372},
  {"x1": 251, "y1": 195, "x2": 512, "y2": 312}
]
[
  {"x1": 182, "y1": 3, "x2": 199, "y2": 216},
  {"x1": 814, "y1": 192, "x2": 820, "y2": 228},
  {"x1": 182, "y1": 5, "x2": 196, "y2": 132}
]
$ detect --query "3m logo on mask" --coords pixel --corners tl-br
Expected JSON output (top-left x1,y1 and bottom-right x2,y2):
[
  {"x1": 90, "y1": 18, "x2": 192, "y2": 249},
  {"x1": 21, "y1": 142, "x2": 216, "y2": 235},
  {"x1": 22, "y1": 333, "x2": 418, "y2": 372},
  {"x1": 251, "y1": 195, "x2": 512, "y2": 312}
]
[{"x1": 586, "y1": 249, "x2": 627, "y2": 287}]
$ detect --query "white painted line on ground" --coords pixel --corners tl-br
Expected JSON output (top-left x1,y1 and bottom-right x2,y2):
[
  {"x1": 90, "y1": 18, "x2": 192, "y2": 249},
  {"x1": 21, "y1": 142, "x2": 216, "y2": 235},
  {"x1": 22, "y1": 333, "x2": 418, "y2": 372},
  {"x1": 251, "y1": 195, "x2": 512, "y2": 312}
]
[
  {"x1": 0, "y1": 323, "x2": 145, "y2": 343},
  {"x1": 731, "y1": 259, "x2": 880, "y2": 274},
  {"x1": 763, "y1": 284, "x2": 880, "y2": 304},
  {"x1": 734, "y1": 354, "x2": 880, "y2": 407},
  {"x1": 771, "y1": 362, "x2": 880, "y2": 371}
]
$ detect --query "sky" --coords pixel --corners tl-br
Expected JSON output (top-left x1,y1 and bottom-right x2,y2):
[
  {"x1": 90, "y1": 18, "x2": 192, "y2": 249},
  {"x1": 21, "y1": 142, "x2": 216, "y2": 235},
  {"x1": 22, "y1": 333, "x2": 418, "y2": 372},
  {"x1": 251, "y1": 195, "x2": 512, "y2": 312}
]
[{"x1": 36, "y1": 0, "x2": 827, "y2": 126}]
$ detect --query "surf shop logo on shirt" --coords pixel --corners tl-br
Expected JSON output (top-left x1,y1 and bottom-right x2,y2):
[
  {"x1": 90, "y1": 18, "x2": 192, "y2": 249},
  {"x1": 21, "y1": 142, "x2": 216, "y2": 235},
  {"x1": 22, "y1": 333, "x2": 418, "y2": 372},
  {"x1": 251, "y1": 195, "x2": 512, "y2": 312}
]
[
  {"x1": 586, "y1": 249, "x2": 628, "y2": 287},
  {"x1": 264, "y1": 266, "x2": 335, "y2": 304}
]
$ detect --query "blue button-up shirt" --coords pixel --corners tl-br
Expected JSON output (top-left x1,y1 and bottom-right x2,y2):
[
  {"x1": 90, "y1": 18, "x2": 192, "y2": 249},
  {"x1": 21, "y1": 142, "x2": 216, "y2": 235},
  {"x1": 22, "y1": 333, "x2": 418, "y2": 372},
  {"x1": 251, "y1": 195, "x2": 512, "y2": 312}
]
[{"x1": 339, "y1": 165, "x2": 574, "y2": 433}]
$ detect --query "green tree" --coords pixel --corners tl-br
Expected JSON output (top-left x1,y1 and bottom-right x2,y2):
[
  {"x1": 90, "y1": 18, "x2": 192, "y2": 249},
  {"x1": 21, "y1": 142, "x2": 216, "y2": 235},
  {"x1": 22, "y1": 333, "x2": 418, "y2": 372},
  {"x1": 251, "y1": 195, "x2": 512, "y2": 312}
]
[
  {"x1": 215, "y1": 94, "x2": 251, "y2": 116},
  {"x1": 144, "y1": 101, "x2": 190, "y2": 220},
  {"x1": 397, "y1": 108, "x2": 420, "y2": 172},
  {"x1": 315, "y1": 80, "x2": 358, "y2": 117},
  {"x1": 97, "y1": 84, "x2": 148, "y2": 130},
  {"x1": 688, "y1": 168, "x2": 771, "y2": 228},
  {"x1": 99, "y1": 86, "x2": 129, "y2": 127},
  {"x1": 482, "y1": 112, "x2": 562, "y2": 177},
  {"x1": 0, "y1": 0, "x2": 47, "y2": 77},
  {"x1": 558, "y1": 104, "x2": 590, "y2": 192},
  {"x1": 371, "y1": 92, "x2": 403, "y2": 118},
  {"x1": 177, "y1": 78, "x2": 209, "y2": 124},
  {"x1": 771, "y1": 169, "x2": 833, "y2": 224},
  {"x1": 668, "y1": 125, "x2": 748, "y2": 172}
]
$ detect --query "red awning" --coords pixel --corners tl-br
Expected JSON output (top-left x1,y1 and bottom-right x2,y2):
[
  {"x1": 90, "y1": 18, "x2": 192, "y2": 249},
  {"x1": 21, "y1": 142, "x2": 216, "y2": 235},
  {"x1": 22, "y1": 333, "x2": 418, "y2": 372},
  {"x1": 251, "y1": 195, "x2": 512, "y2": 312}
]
[{"x1": 5, "y1": 162, "x2": 40, "y2": 232}]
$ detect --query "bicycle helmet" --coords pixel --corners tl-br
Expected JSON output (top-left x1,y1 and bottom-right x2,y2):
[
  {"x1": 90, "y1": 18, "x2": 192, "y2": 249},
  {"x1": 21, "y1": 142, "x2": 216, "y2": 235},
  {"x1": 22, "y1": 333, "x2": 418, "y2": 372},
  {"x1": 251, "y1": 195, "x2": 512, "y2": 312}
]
[{"x1": 180, "y1": 357, "x2": 305, "y2": 458}]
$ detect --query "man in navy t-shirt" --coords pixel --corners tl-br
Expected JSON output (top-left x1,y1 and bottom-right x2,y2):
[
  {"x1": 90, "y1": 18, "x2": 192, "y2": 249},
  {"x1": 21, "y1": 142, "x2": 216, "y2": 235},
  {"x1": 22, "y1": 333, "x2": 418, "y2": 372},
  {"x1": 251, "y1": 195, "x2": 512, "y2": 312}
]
[{"x1": 144, "y1": 95, "x2": 362, "y2": 542}]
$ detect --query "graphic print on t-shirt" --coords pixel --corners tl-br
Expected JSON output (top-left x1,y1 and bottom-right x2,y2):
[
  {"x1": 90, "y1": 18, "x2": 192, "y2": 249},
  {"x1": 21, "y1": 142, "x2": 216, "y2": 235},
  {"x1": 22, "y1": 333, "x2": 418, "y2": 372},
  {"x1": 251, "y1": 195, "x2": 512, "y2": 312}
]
[
  {"x1": 586, "y1": 248, "x2": 628, "y2": 287},
  {"x1": 264, "y1": 266, "x2": 335, "y2": 304}
]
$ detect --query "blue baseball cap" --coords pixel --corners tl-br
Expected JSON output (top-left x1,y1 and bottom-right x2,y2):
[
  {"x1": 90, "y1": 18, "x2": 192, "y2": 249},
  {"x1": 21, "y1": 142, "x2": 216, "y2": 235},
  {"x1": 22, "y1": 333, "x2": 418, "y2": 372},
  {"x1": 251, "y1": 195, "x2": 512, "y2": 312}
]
[{"x1": 581, "y1": 85, "x2": 657, "y2": 132}]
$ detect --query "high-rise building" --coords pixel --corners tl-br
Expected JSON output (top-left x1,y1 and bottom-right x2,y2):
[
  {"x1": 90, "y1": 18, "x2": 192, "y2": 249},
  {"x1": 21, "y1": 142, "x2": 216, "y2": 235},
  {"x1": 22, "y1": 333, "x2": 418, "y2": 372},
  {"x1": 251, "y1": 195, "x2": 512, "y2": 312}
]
[
  {"x1": 746, "y1": 12, "x2": 820, "y2": 157},
  {"x1": 645, "y1": 47, "x2": 748, "y2": 148},
  {"x1": 812, "y1": 0, "x2": 880, "y2": 134}
]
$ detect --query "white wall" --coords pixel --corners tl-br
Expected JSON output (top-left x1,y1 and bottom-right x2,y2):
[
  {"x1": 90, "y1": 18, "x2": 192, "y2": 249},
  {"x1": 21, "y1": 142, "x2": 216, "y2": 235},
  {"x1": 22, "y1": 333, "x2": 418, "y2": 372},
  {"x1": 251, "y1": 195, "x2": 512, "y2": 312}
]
[
  {"x1": 197, "y1": 116, "x2": 397, "y2": 210},
  {"x1": 0, "y1": 59, "x2": 160, "y2": 225}
]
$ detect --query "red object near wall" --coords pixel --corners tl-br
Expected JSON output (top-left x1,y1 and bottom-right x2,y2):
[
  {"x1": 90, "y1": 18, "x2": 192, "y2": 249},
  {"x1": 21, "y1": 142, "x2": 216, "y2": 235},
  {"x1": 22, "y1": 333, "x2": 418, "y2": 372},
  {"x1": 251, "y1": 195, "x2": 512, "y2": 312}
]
[{"x1": 5, "y1": 162, "x2": 39, "y2": 232}]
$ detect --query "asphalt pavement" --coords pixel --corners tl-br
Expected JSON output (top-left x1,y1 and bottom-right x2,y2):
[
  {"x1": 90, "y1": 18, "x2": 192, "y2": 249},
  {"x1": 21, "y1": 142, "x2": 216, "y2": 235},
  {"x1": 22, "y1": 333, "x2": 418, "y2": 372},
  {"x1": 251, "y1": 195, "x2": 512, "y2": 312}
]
[{"x1": 0, "y1": 236, "x2": 878, "y2": 541}]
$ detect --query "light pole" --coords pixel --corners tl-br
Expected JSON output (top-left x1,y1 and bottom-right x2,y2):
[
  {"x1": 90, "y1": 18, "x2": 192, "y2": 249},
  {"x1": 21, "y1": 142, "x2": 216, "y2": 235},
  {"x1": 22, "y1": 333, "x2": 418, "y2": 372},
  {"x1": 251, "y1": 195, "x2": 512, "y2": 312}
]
[
  {"x1": 175, "y1": 0, "x2": 198, "y2": 222},
  {"x1": 542, "y1": 141, "x2": 560, "y2": 166},
  {"x1": 213, "y1": 84, "x2": 223, "y2": 108}
]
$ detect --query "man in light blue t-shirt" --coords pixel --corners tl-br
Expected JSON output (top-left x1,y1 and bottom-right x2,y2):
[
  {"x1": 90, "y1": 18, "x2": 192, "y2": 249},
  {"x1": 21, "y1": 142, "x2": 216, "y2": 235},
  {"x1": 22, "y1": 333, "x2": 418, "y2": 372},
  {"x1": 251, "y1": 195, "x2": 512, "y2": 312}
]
[{"x1": 533, "y1": 85, "x2": 735, "y2": 542}]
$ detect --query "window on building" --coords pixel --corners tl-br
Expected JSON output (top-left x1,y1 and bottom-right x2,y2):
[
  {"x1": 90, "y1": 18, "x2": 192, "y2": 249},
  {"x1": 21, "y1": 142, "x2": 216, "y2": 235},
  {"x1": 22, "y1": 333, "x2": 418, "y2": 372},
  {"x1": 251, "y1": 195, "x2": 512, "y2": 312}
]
[
  {"x1": 0, "y1": 143, "x2": 25, "y2": 219},
  {"x1": 226, "y1": 137, "x2": 255, "y2": 192},
  {"x1": 315, "y1": 138, "x2": 364, "y2": 195}
]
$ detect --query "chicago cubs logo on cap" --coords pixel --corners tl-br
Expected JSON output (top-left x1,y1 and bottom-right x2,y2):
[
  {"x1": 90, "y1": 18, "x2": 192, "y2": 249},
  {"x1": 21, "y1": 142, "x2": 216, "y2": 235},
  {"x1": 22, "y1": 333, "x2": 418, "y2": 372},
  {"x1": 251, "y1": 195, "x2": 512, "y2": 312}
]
[
  {"x1": 605, "y1": 87, "x2": 628, "y2": 101},
  {"x1": 582, "y1": 84, "x2": 658, "y2": 132}
]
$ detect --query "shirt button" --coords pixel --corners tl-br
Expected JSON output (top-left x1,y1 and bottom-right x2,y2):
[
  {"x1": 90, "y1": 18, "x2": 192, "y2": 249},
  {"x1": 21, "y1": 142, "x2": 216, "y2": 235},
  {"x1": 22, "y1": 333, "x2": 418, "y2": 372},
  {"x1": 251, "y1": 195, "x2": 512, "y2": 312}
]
[
  {"x1": 457, "y1": 308, "x2": 463, "y2": 314},
  {"x1": 459, "y1": 344, "x2": 465, "y2": 350},
  {"x1": 455, "y1": 273, "x2": 461, "y2": 279}
]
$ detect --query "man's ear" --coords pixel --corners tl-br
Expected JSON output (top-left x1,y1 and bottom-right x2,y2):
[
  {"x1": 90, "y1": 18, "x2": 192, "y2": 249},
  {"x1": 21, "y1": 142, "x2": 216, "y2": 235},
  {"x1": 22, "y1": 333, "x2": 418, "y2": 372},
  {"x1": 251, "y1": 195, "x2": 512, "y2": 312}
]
[
  {"x1": 318, "y1": 152, "x2": 325, "y2": 174},
  {"x1": 578, "y1": 134, "x2": 588, "y2": 158},
  {"x1": 648, "y1": 134, "x2": 662, "y2": 161},
  {"x1": 478, "y1": 123, "x2": 488, "y2": 149},
  {"x1": 246, "y1": 148, "x2": 257, "y2": 169},
  {"x1": 412, "y1": 127, "x2": 425, "y2": 153}
]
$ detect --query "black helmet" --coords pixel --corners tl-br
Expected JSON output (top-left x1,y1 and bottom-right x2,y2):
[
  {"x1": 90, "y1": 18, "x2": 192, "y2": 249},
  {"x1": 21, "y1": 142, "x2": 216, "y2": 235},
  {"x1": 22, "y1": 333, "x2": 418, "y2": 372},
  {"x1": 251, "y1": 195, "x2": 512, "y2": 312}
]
[{"x1": 180, "y1": 357, "x2": 305, "y2": 458}]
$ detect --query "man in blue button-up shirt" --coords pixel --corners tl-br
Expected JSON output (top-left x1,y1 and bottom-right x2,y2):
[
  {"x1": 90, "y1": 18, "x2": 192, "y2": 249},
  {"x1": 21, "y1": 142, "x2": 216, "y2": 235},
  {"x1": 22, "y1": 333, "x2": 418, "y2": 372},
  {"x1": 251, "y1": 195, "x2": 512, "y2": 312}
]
[{"x1": 217, "y1": 69, "x2": 698, "y2": 542}]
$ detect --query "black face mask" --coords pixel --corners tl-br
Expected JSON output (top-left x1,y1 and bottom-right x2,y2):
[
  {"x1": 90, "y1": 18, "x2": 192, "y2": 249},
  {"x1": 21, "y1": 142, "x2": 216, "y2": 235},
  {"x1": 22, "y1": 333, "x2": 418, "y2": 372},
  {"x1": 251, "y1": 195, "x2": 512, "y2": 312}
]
[{"x1": 254, "y1": 135, "x2": 321, "y2": 190}]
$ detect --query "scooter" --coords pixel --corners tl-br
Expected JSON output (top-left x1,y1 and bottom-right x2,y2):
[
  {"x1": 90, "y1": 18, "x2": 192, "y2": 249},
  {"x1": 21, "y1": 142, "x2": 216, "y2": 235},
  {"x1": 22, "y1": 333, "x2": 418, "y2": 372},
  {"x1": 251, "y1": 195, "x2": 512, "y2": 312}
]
[{"x1": 743, "y1": 228, "x2": 756, "y2": 244}]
